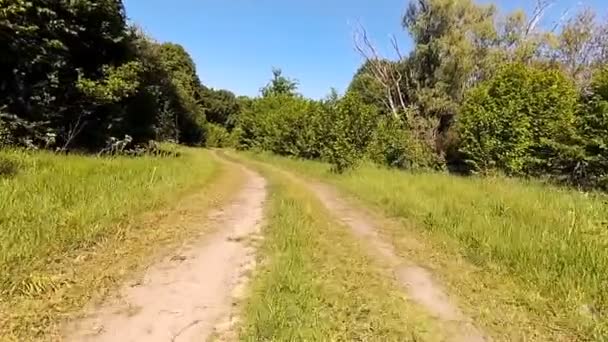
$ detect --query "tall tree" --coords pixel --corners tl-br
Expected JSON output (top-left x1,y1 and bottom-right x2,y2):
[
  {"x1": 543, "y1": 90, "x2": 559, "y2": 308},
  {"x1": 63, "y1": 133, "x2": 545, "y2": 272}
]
[
  {"x1": 554, "y1": 9, "x2": 606, "y2": 82},
  {"x1": 0, "y1": 0, "x2": 135, "y2": 149},
  {"x1": 399, "y1": 0, "x2": 497, "y2": 157},
  {"x1": 201, "y1": 88, "x2": 240, "y2": 128},
  {"x1": 260, "y1": 68, "x2": 298, "y2": 97},
  {"x1": 403, "y1": 0, "x2": 496, "y2": 102}
]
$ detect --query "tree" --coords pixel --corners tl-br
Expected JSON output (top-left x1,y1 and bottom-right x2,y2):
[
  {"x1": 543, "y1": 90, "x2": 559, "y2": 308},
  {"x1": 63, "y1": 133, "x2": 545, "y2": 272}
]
[
  {"x1": 397, "y1": 0, "x2": 498, "y2": 158},
  {"x1": 0, "y1": 0, "x2": 134, "y2": 149},
  {"x1": 260, "y1": 68, "x2": 298, "y2": 97},
  {"x1": 154, "y1": 42, "x2": 206, "y2": 144},
  {"x1": 201, "y1": 88, "x2": 240, "y2": 128},
  {"x1": 403, "y1": 0, "x2": 496, "y2": 102},
  {"x1": 458, "y1": 63, "x2": 579, "y2": 175},
  {"x1": 551, "y1": 8, "x2": 608, "y2": 83},
  {"x1": 352, "y1": 25, "x2": 410, "y2": 119},
  {"x1": 348, "y1": 61, "x2": 388, "y2": 113},
  {"x1": 0, "y1": 2, "x2": 212, "y2": 150},
  {"x1": 576, "y1": 66, "x2": 608, "y2": 188}
]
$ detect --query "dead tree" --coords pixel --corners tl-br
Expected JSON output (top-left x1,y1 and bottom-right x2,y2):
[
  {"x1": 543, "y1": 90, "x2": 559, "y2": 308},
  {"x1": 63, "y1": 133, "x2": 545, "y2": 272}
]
[
  {"x1": 525, "y1": 0, "x2": 554, "y2": 37},
  {"x1": 353, "y1": 23, "x2": 409, "y2": 120}
]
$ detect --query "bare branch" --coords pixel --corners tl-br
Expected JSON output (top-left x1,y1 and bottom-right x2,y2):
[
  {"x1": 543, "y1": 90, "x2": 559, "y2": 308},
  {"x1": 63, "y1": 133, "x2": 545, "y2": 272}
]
[
  {"x1": 526, "y1": 0, "x2": 553, "y2": 37},
  {"x1": 60, "y1": 108, "x2": 87, "y2": 151},
  {"x1": 390, "y1": 34, "x2": 404, "y2": 60},
  {"x1": 551, "y1": 7, "x2": 574, "y2": 33},
  {"x1": 352, "y1": 22, "x2": 409, "y2": 119}
]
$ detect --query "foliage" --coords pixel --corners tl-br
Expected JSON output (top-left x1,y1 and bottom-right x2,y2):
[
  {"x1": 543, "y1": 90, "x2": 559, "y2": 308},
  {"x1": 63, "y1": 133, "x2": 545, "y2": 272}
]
[
  {"x1": 4, "y1": 0, "x2": 608, "y2": 190},
  {"x1": 0, "y1": 0, "x2": 133, "y2": 149},
  {"x1": 202, "y1": 88, "x2": 240, "y2": 128},
  {"x1": 238, "y1": 94, "x2": 326, "y2": 159},
  {"x1": 340, "y1": 0, "x2": 608, "y2": 188},
  {"x1": 260, "y1": 68, "x2": 299, "y2": 97},
  {"x1": 154, "y1": 42, "x2": 207, "y2": 145},
  {"x1": 0, "y1": 115, "x2": 10, "y2": 147},
  {"x1": 366, "y1": 117, "x2": 439, "y2": 170},
  {"x1": 348, "y1": 60, "x2": 399, "y2": 116},
  {"x1": 205, "y1": 123, "x2": 239, "y2": 148},
  {"x1": 0, "y1": 1, "x2": 235, "y2": 151},
  {"x1": 458, "y1": 63, "x2": 580, "y2": 176},
  {"x1": 576, "y1": 66, "x2": 608, "y2": 188},
  {"x1": 323, "y1": 93, "x2": 379, "y2": 172},
  {"x1": 76, "y1": 62, "x2": 142, "y2": 104},
  {"x1": 554, "y1": 9, "x2": 608, "y2": 81},
  {"x1": 402, "y1": 0, "x2": 497, "y2": 136},
  {"x1": 239, "y1": 70, "x2": 440, "y2": 173}
]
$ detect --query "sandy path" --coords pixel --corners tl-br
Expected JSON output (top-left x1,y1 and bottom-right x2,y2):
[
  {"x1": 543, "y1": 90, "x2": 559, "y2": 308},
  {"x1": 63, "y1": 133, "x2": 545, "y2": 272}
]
[
  {"x1": 64, "y1": 159, "x2": 266, "y2": 342},
  {"x1": 307, "y1": 181, "x2": 487, "y2": 342}
]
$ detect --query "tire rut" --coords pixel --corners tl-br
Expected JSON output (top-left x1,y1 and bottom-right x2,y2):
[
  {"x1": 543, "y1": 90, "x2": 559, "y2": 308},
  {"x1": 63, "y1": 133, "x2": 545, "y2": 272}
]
[
  {"x1": 63, "y1": 156, "x2": 266, "y2": 342},
  {"x1": 246, "y1": 158, "x2": 487, "y2": 342},
  {"x1": 308, "y1": 181, "x2": 487, "y2": 342}
]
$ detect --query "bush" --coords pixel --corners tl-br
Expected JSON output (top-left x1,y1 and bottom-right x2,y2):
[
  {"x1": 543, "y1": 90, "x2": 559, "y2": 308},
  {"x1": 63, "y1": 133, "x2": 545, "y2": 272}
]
[
  {"x1": 238, "y1": 95, "x2": 326, "y2": 159},
  {"x1": 575, "y1": 66, "x2": 608, "y2": 189},
  {"x1": 458, "y1": 63, "x2": 580, "y2": 176},
  {"x1": 324, "y1": 93, "x2": 379, "y2": 172},
  {"x1": 205, "y1": 123, "x2": 237, "y2": 148},
  {"x1": 366, "y1": 117, "x2": 439, "y2": 170}
]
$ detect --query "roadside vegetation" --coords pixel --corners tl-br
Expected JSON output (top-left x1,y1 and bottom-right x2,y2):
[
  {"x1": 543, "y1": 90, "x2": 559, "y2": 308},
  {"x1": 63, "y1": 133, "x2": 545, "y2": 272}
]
[
  {"x1": 219, "y1": 0, "x2": 608, "y2": 193},
  {"x1": 3, "y1": 0, "x2": 608, "y2": 341},
  {"x1": 1, "y1": 2, "x2": 246, "y2": 337},
  {"x1": 232, "y1": 154, "x2": 440, "y2": 341},
  {"x1": 0, "y1": 148, "x2": 242, "y2": 340},
  {"x1": 217, "y1": 5, "x2": 608, "y2": 337},
  {"x1": 244, "y1": 151, "x2": 608, "y2": 341},
  {"x1": 1, "y1": 0, "x2": 242, "y2": 152}
]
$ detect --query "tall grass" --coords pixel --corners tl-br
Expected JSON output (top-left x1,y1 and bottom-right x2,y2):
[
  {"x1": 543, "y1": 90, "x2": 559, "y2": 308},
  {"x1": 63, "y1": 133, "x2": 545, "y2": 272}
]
[
  {"x1": 236, "y1": 155, "x2": 439, "y2": 341},
  {"x1": 246, "y1": 152, "x2": 608, "y2": 340},
  {"x1": 0, "y1": 148, "x2": 218, "y2": 296}
]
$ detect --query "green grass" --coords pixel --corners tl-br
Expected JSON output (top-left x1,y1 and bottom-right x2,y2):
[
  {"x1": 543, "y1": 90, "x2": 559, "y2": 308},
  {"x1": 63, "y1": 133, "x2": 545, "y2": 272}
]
[
  {"x1": 244, "y1": 152, "x2": 608, "y2": 341},
  {"x1": 0, "y1": 147, "x2": 240, "y2": 340},
  {"x1": 232, "y1": 154, "x2": 440, "y2": 341}
]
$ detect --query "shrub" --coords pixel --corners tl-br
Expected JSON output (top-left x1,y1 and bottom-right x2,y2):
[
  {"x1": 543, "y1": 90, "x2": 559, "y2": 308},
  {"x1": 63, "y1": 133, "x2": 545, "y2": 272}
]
[
  {"x1": 324, "y1": 93, "x2": 379, "y2": 172},
  {"x1": 575, "y1": 66, "x2": 608, "y2": 189},
  {"x1": 237, "y1": 95, "x2": 326, "y2": 159},
  {"x1": 205, "y1": 123, "x2": 233, "y2": 148},
  {"x1": 458, "y1": 63, "x2": 580, "y2": 176},
  {"x1": 366, "y1": 117, "x2": 439, "y2": 170}
]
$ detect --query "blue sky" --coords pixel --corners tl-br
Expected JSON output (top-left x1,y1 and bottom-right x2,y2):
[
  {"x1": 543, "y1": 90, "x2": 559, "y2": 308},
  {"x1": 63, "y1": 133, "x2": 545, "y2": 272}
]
[{"x1": 124, "y1": 0, "x2": 606, "y2": 99}]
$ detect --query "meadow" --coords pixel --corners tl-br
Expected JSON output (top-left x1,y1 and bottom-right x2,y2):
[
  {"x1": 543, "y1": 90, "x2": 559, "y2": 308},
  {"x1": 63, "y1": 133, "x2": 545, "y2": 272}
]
[
  {"x1": 245, "y1": 152, "x2": 608, "y2": 341},
  {"x1": 0, "y1": 148, "x2": 238, "y2": 340}
]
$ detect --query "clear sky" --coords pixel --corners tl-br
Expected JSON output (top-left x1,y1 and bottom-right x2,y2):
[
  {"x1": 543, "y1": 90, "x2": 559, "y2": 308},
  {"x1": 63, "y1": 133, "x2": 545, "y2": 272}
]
[{"x1": 124, "y1": 0, "x2": 606, "y2": 99}]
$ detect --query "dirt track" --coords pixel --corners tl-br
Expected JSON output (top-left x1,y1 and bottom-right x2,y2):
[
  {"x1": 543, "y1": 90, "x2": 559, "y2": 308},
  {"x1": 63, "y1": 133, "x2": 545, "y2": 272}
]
[
  {"x1": 64, "y1": 157, "x2": 266, "y2": 342},
  {"x1": 64, "y1": 153, "x2": 486, "y2": 342},
  {"x1": 307, "y1": 181, "x2": 487, "y2": 342}
]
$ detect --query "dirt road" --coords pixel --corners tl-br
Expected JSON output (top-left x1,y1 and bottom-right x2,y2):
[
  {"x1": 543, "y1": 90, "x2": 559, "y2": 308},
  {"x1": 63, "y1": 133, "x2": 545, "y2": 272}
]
[
  {"x1": 64, "y1": 158, "x2": 266, "y2": 342},
  {"x1": 63, "y1": 153, "x2": 486, "y2": 342},
  {"x1": 236, "y1": 155, "x2": 487, "y2": 342},
  {"x1": 308, "y1": 181, "x2": 487, "y2": 342}
]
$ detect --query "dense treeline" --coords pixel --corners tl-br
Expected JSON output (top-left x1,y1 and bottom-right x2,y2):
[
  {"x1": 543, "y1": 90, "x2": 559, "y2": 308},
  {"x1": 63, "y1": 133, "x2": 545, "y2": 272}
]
[
  {"x1": 0, "y1": 0, "x2": 238, "y2": 151},
  {"x1": 220, "y1": 0, "x2": 608, "y2": 189},
  {"x1": 2, "y1": 0, "x2": 608, "y2": 189}
]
